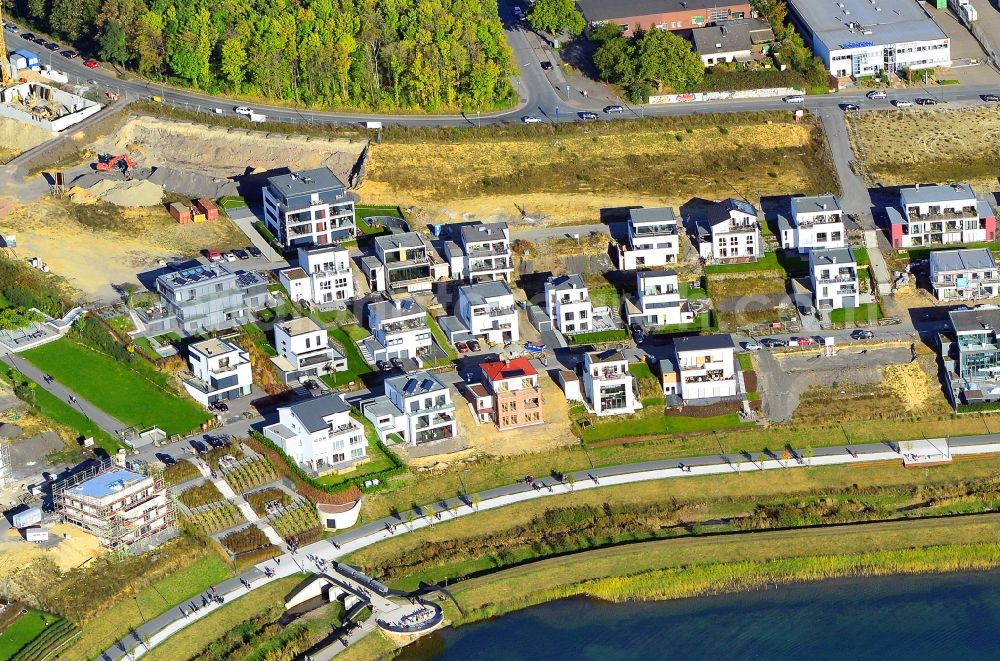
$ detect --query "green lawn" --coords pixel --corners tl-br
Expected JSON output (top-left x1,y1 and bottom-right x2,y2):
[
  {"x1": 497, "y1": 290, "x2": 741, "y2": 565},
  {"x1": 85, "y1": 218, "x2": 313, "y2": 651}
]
[
  {"x1": 426, "y1": 315, "x2": 458, "y2": 361},
  {"x1": 828, "y1": 302, "x2": 883, "y2": 325},
  {"x1": 0, "y1": 609, "x2": 62, "y2": 660},
  {"x1": 132, "y1": 337, "x2": 161, "y2": 362},
  {"x1": 852, "y1": 247, "x2": 871, "y2": 267},
  {"x1": 22, "y1": 339, "x2": 210, "y2": 436},
  {"x1": 589, "y1": 288, "x2": 620, "y2": 310},
  {"x1": 107, "y1": 315, "x2": 134, "y2": 335},
  {"x1": 579, "y1": 410, "x2": 745, "y2": 443},
  {"x1": 323, "y1": 326, "x2": 374, "y2": 388},
  {"x1": 679, "y1": 281, "x2": 708, "y2": 299},
  {"x1": 316, "y1": 415, "x2": 397, "y2": 489},
  {"x1": 356, "y1": 204, "x2": 404, "y2": 219},
  {"x1": 652, "y1": 311, "x2": 716, "y2": 335},
  {"x1": 217, "y1": 196, "x2": 247, "y2": 209},
  {"x1": 629, "y1": 362, "x2": 654, "y2": 379},
  {"x1": 706, "y1": 251, "x2": 809, "y2": 277},
  {"x1": 736, "y1": 353, "x2": 754, "y2": 371},
  {"x1": 33, "y1": 384, "x2": 122, "y2": 453}
]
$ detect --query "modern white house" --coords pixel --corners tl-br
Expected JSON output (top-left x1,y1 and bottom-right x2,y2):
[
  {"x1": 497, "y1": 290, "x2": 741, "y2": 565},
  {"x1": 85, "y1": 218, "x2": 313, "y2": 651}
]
[
  {"x1": 182, "y1": 338, "x2": 253, "y2": 407},
  {"x1": 271, "y1": 317, "x2": 346, "y2": 383},
  {"x1": 445, "y1": 222, "x2": 513, "y2": 283},
  {"x1": 544, "y1": 274, "x2": 593, "y2": 334},
  {"x1": 623, "y1": 270, "x2": 693, "y2": 328},
  {"x1": 778, "y1": 194, "x2": 847, "y2": 253},
  {"x1": 582, "y1": 349, "x2": 639, "y2": 417},
  {"x1": 452, "y1": 281, "x2": 519, "y2": 345},
  {"x1": 364, "y1": 298, "x2": 432, "y2": 363},
  {"x1": 363, "y1": 371, "x2": 457, "y2": 446},
  {"x1": 263, "y1": 393, "x2": 367, "y2": 472},
  {"x1": 261, "y1": 168, "x2": 355, "y2": 249},
  {"x1": 279, "y1": 245, "x2": 354, "y2": 306},
  {"x1": 362, "y1": 232, "x2": 446, "y2": 293},
  {"x1": 809, "y1": 247, "x2": 859, "y2": 311},
  {"x1": 661, "y1": 334, "x2": 738, "y2": 402},
  {"x1": 696, "y1": 198, "x2": 763, "y2": 263},
  {"x1": 888, "y1": 184, "x2": 997, "y2": 249},
  {"x1": 618, "y1": 207, "x2": 680, "y2": 270},
  {"x1": 929, "y1": 248, "x2": 1000, "y2": 302}
]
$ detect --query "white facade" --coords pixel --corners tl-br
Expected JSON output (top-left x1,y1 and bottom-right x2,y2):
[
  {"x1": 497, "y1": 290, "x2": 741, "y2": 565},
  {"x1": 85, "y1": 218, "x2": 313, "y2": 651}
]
[
  {"x1": 457, "y1": 281, "x2": 519, "y2": 345},
  {"x1": 263, "y1": 393, "x2": 366, "y2": 471},
  {"x1": 544, "y1": 274, "x2": 593, "y2": 334},
  {"x1": 779, "y1": 194, "x2": 847, "y2": 253},
  {"x1": 619, "y1": 207, "x2": 679, "y2": 270},
  {"x1": 929, "y1": 248, "x2": 1000, "y2": 302},
  {"x1": 261, "y1": 169, "x2": 355, "y2": 249},
  {"x1": 810, "y1": 247, "x2": 859, "y2": 311},
  {"x1": 280, "y1": 245, "x2": 354, "y2": 305},
  {"x1": 366, "y1": 298, "x2": 432, "y2": 362},
  {"x1": 889, "y1": 184, "x2": 996, "y2": 249},
  {"x1": 582, "y1": 350, "x2": 639, "y2": 417},
  {"x1": 624, "y1": 271, "x2": 693, "y2": 328},
  {"x1": 447, "y1": 222, "x2": 513, "y2": 283},
  {"x1": 664, "y1": 335, "x2": 738, "y2": 402},
  {"x1": 363, "y1": 372, "x2": 457, "y2": 445},
  {"x1": 365, "y1": 232, "x2": 445, "y2": 293},
  {"x1": 273, "y1": 317, "x2": 344, "y2": 379},
  {"x1": 697, "y1": 198, "x2": 762, "y2": 262},
  {"x1": 182, "y1": 338, "x2": 252, "y2": 407}
]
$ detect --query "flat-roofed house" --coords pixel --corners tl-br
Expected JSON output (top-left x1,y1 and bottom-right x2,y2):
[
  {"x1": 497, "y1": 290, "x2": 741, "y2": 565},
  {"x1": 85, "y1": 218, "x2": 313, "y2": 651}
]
[{"x1": 929, "y1": 248, "x2": 1000, "y2": 302}]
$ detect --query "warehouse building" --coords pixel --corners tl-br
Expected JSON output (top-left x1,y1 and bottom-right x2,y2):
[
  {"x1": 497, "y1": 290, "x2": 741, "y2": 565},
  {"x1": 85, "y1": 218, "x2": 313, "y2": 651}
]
[
  {"x1": 577, "y1": 0, "x2": 752, "y2": 37},
  {"x1": 787, "y1": 0, "x2": 950, "y2": 78}
]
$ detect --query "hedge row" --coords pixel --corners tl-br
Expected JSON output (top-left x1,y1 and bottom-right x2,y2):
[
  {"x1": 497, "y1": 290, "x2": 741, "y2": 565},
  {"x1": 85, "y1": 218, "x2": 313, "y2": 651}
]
[
  {"x1": 566, "y1": 329, "x2": 630, "y2": 346},
  {"x1": 10, "y1": 618, "x2": 77, "y2": 661},
  {"x1": 957, "y1": 401, "x2": 1000, "y2": 413}
]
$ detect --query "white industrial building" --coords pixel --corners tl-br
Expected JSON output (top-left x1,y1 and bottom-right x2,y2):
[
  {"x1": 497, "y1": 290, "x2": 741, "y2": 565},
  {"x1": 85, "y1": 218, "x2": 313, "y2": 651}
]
[{"x1": 787, "y1": 0, "x2": 950, "y2": 78}]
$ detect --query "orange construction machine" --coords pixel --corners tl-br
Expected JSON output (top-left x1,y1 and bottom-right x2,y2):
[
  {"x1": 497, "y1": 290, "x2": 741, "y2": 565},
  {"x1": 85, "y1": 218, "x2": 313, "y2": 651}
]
[{"x1": 95, "y1": 153, "x2": 137, "y2": 173}]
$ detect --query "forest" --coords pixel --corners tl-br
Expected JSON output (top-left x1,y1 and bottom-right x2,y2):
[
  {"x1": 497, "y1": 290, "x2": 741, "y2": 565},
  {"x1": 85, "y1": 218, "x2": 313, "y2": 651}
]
[{"x1": 6, "y1": 0, "x2": 516, "y2": 111}]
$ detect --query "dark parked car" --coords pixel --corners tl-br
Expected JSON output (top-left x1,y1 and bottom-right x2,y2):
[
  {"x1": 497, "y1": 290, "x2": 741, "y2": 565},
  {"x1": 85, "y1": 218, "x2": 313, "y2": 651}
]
[
  {"x1": 540, "y1": 61, "x2": 553, "y2": 71},
  {"x1": 205, "y1": 435, "x2": 228, "y2": 449},
  {"x1": 61, "y1": 50, "x2": 78, "y2": 59},
  {"x1": 841, "y1": 103, "x2": 860, "y2": 111},
  {"x1": 233, "y1": 249, "x2": 250, "y2": 260},
  {"x1": 390, "y1": 357, "x2": 404, "y2": 370},
  {"x1": 851, "y1": 329, "x2": 875, "y2": 340},
  {"x1": 578, "y1": 111, "x2": 599, "y2": 120},
  {"x1": 629, "y1": 322, "x2": 643, "y2": 335},
  {"x1": 246, "y1": 245, "x2": 262, "y2": 257},
  {"x1": 603, "y1": 105, "x2": 624, "y2": 114},
  {"x1": 983, "y1": 94, "x2": 1000, "y2": 102},
  {"x1": 190, "y1": 440, "x2": 208, "y2": 454},
  {"x1": 633, "y1": 330, "x2": 646, "y2": 344},
  {"x1": 155, "y1": 452, "x2": 176, "y2": 465},
  {"x1": 303, "y1": 379, "x2": 319, "y2": 390},
  {"x1": 44, "y1": 42, "x2": 60, "y2": 51},
  {"x1": 760, "y1": 338, "x2": 787, "y2": 348},
  {"x1": 210, "y1": 401, "x2": 229, "y2": 412},
  {"x1": 21, "y1": 33, "x2": 36, "y2": 40},
  {"x1": 915, "y1": 97, "x2": 938, "y2": 106},
  {"x1": 376, "y1": 359, "x2": 390, "y2": 371},
  {"x1": 468, "y1": 339, "x2": 482, "y2": 352}
]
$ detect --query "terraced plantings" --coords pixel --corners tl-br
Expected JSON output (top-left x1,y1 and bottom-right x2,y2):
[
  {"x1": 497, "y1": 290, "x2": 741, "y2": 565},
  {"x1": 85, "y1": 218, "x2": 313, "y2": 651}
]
[
  {"x1": 163, "y1": 459, "x2": 201, "y2": 486},
  {"x1": 178, "y1": 482, "x2": 224, "y2": 509},
  {"x1": 223, "y1": 458, "x2": 278, "y2": 494},
  {"x1": 7, "y1": 616, "x2": 78, "y2": 661},
  {"x1": 186, "y1": 502, "x2": 245, "y2": 535},
  {"x1": 221, "y1": 524, "x2": 271, "y2": 556},
  {"x1": 0, "y1": 609, "x2": 69, "y2": 661},
  {"x1": 245, "y1": 487, "x2": 292, "y2": 518},
  {"x1": 270, "y1": 500, "x2": 322, "y2": 542},
  {"x1": 205, "y1": 443, "x2": 245, "y2": 472}
]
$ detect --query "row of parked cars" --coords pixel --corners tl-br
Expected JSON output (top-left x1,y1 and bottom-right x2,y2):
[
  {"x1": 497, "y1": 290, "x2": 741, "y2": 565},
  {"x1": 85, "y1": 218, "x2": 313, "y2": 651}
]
[
  {"x1": 204, "y1": 246, "x2": 262, "y2": 262},
  {"x1": 7, "y1": 24, "x2": 102, "y2": 68},
  {"x1": 743, "y1": 329, "x2": 875, "y2": 351}
]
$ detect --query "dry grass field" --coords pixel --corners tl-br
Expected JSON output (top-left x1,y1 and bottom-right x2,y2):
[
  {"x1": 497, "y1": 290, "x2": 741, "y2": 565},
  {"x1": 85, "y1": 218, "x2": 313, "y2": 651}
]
[
  {"x1": 362, "y1": 113, "x2": 837, "y2": 226},
  {"x1": 847, "y1": 106, "x2": 1000, "y2": 188}
]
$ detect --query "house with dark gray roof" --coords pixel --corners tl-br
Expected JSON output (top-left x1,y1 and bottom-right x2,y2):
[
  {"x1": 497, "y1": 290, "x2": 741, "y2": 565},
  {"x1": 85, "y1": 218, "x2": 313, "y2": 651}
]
[
  {"x1": 364, "y1": 231, "x2": 446, "y2": 293},
  {"x1": 809, "y1": 247, "x2": 859, "y2": 311},
  {"x1": 662, "y1": 334, "x2": 738, "y2": 403},
  {"x1": 695, "y1": 198, "x2": 762, "y2": 264},
  {"x1": 929, "y1": 248, "x2": 999, "y2": 302},
  {"x1": 940, "y1": 308, "x2": 1000, "y2": 408},
  {"x1": 442, "y1": 281, "x2": 519, "y2": 344},
  {"x1": 365, "y1": 297, "x2": 432, "y2": 363},
  {"x1": 445, "y1": 221, "x2": 512, "y2": 283},
  {"x1": 888, "y1": 183, "x2": 996, "y2": 249},
  {"x1": 262, "y1": 168, "x2": 355, "y2": 249},
  {"x1": 692, "y1": 18, "x2": 774, "y2": 65},
  {"x1": 619, "y1": 206, "x2": 679, "y2": 270},
  {"x1": 778, "y1": 194, "x2": 846, "y2": 254},
  {"x1": 544, "y1": 274, "x2": 593, "y2": 334},
  {"x1": 263, "y1": 393, "x2": 367, "y2": 473},
  {"x1": 362, "y1": 371, "x2": 457, "y2": 445}
]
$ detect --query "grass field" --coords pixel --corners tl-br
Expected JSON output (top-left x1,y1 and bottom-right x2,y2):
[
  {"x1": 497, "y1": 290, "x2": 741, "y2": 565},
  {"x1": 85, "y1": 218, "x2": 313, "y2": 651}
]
[
  {"x1": 829, "y1": 302, "x2": 883, "y2": 324},
  {"x1": 589, "y1": 287, "x2": 620, "y2": 310},
  {"x1": 22, "y1": 339, "x2": 210, "y2": 436},
  {"x1": 0, "y1": 610, "x2": 62, "y2": 660},
  {"x1": 67, "y1": 553, "x2": 232, "y2": 660},
  {"x1": 705, "y1": 251, "x2": 809, "y2": 276},
  {"x1": 576, "y1": 408, "x2": 745, "y2": 443},
  {"x1": 32, "y1": 384, "x2": 121, "y2": 453},
  {"x1": 140, "y1": 575, "x2": 306, "y2": 661},
  {"x1": 322, "y1": 326, "x2": 373, "y2": 388}
]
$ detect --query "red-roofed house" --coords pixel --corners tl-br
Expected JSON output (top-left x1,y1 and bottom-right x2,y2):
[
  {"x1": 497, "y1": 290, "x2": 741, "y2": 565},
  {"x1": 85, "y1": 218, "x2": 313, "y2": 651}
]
[{"x1": 464, "y1": 358, "x2": 544, "y2": 430}]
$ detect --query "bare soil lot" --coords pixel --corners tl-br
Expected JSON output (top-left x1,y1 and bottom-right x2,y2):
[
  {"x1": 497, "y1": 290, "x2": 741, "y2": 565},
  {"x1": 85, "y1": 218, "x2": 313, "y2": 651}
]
[
  {"x1": 847, "y1": 106, "x2": 1000, "y2": 189},
  {"x1": 0, "y1": 116, "x2": 52, "y2": 164}
]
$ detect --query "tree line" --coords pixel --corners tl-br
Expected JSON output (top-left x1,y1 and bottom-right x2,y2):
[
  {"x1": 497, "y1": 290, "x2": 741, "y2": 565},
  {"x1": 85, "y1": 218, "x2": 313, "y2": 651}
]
[{"x1": 6, "y1": 0, "x2": 516, "y2": 111}]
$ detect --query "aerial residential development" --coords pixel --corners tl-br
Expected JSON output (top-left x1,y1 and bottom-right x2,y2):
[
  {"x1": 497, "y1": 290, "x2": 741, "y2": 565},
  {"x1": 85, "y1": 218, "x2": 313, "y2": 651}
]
[{"x1": 5, "y1": 0, "x2": 1000, "y2": 655}]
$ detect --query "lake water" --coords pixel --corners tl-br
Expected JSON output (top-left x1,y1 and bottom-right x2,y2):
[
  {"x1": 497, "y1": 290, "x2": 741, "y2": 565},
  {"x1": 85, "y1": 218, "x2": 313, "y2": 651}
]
[{"x1": 397, "y1": 570, "x2": 1000, "y2": 660}]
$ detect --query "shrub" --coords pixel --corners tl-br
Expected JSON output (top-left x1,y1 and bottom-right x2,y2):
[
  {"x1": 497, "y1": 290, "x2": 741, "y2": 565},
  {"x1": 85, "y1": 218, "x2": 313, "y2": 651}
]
[
  {"x1": 178, "y1": 482, "x2": 224, "y2": 508},
  {"x1": 164, "y1": 459, "x2": 201, "y2": 486},
  {"x1": 245, "y1": 487, "x2": 291, "y2": 518},
  {"x1": 185, "y1": 502, "x2": 245, "y2": 535},
  {"x1": 221, "y1": 525, "x2": 270, "y2": 555},
  {"x1": 222, "y1": 457, "x2": 278, "y2": 493}
]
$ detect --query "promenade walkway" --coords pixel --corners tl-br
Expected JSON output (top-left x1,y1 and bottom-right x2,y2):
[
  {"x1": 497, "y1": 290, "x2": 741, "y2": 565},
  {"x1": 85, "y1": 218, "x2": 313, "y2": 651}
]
[{"x1": 104, "y1": 434, "x2": 1000, "y2": 660}]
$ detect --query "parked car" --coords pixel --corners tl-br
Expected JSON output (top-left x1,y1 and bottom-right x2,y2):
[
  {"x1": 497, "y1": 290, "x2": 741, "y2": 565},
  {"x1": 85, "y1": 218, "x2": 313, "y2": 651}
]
[
  {"x1": 792, "y1": 336, "x2": 816, "y2": 347},
  {"x1": 233, "y1": 249, "x2": 250, "y2": 260},
  {"x1": 61, "y1": 50, "x2": 78, "y2": 59},
  {"x1": 205, "y1": 249, "x2": 221, "y2": 261},
  {"x1": 376, "y1": 359, "x2": 390, "y2": 371},
  {"x1": 798, "y1": 303, "x2": 815, "y2": 316},
  {"x1": 205, "y1": 434, "x2": 228, "y2": 448},
  {"x1": 629, "y1": 322, "x2": 643, "y2": 335},
  {"x1": 468, "y1": 339, "x2": 482, "y2": 352},
  {"x1": 603, "y1": 105, "x2": 624, "y2": 114},
  {"x1": 521, "y1": 115, "x2": 542, "y2": 124},
  {"x1": 915, "y1": 97, "x2": 938, "y2": 106},
  {"x1": 303, "y1": 379, "x2": 318, "y2": 390},
  {"x1": 83, "y1": 58, "x2": 99, "y2": 69},
  {"x1": 4, "y1": 23, "x2": 20, "y2": 33},
  {"x1": 783, "y1": 95, "x2": 804, "y2": 104},
  {"x1": 760, "y1": 338, "x2": 787, "y2": 348},
  {"x1": 743, "y1": 341, "x2": 762, "y2": 352},
  {"x1": 224, "y1": 252, "x2": 237, "y2": 262},
  {"x1": 190, "y1": 440, "x2": 208, "y2": 454},
  {"x1": 893, "y1": 100, "x2": 914, "y2": 108},
  {"x1": 983, "y1": 94, "x2": 1000, "y2": 102},
  {"x1": 540, "y1": 61, "x2": 553, "y2": 71},
  {"x1": 841, "y1": 103, "x2": 860, "y2": 112},
  {"x1": 44, "y1": 42, "x2": 60, "y2": 51},
  {"x1": 234, "y1": 106, "x2": 253, "y2": 116},
  {"x1": 851, "y1": 329, "x2": 875, "y2": 340},
  {"x1": 21, "y1": 32, "x2": 36, "y2": 40},
  {"x1": 633, "y1": 330, "x2": 646, "y2": 344},
  {"x1": 456, "y1": 341, "x2": 469, "y2": 354},
  {"x1": 212, "y1": 108, "x2": 224, "y2": 114},
  {"x1": 578, "y1": 111, "x2": 599, "y2": 120},
  {"x1": 866, "y1": 90, "x2": 887, "y2": 99},
  {"x1": 210, "y1": 401, "x2": 229, "y2": 413},
  {"x1": 247, "y1": 246, "x2": 262, "y2": 257},
  {"x1": 87, "y1": 79, "x2": 100, "y2": 86},
  {"x1": 390, "y1": 357, "x2": 404, "y2": 370},
  {"x1": 155, "y1": 452, "x2": 176, "y2": 465}
]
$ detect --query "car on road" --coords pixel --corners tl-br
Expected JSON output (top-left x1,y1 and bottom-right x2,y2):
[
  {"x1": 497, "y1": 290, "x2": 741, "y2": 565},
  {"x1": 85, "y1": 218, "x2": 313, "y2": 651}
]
[
  {"x1": 633, "y1": 330, "x2": 646, "y2": 344},
  {"x1": 521, "y1": 115, "x2": 542, "y2": 124},
  {"x1": 190, "y1": 440, "x2": 208, "y2": 454},
  {"x1": 578, "y1": 111, "x2": 599, "y2": 120},
  {"x1": 841, "y1": 103, "x2": 860, "y2": 112},
  {"x1": 234, "y1": 106, "x2": 253, "y2": 116},
  {"x1": 456, "y1": 341, "x2": 469, "y2": 354},
  {"x1": 376, "y1": 359, "x2": 390, "y2": 371},
  {"x1": 760, "y1": 338, "x2": 787, "y2": 348},
  {"x1": 212, "y1": 108, "x2": 224, "y2": 114},
  {"x1": 866, "y1": 90, "x2": 887, "y2": 99},
  {"x1": 791, "y1": 336, "x2": 816, "y2": 347},
  {"x1": 743, "y1": 341, "x2": 762, "y2": 352},
  {"x1": 21, "y1": 32, "x2": 36, "y2": 40},
  {"x1": 390, "y1": 357, "x2": 404, "y2": 370},
  {"x1": 155, "y1": 452, "x2": 176, "y2": 465},
  {"x1": 246, "y1": 246, "x2": 262, "y2": 258},
  {"x1": 915, "y1": 98, "x2": 938, "y2": 106},
  {"x1": 468, "y1": 339, "x2": 482, "y2": 352},
  {"x1": 43, "y1": 42, "x2": 60, "y2": 51},
  {"x1": 983, "y1": 94, "x2": 1000, "y2": 102},
  {"x1": 205, "y1": 434, "x2": 229, "y2": 448},
  {"x1": 540, "y1": 61, "x2": 553, "y2": 71},
  {"x1": 603, "y1": 105, "x2": 624, "y2": 114},
  {"x1": 782, "y1": 95, "x2": 804, "y2": 104},
  {"x1": 851, "y1": 329, "x2": 875, "y2": 340},
  {"x1": 629, "y1": 322, "x2": 643, "y2": 335},
  {"x1": 61, "y1": 50, "x2": 78, "y2": 59},
  {"x1": 3, "y1": 23, "x2": 19, "y2": 33},
  {"x1": 233, "y1": 249, "x2": 250, "y2": 260},
  {"x1": 83, "y1": 58, "x2": 99, "y2": 69},
  {"x1": 893, "y1": 99, "x2": 914, "y2": 108},
  {"x1": 224, "y1": 252, "x2": 237, "y2": 262},
  {"x1": 87, "y1": 79, "x2": 100, "y2": 86}
]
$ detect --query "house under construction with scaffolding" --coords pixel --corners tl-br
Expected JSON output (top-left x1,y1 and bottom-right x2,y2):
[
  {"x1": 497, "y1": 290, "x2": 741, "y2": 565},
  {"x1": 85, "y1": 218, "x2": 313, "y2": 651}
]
[{"x1": 53, "y1": 459, "x2": 175, "y2": 557}]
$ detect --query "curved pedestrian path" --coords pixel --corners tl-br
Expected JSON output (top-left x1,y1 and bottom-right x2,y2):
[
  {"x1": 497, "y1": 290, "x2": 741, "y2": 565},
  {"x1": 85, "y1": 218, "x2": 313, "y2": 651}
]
[{"x1": 105, "y1": 434, "x2": 1000, "y2": 659}]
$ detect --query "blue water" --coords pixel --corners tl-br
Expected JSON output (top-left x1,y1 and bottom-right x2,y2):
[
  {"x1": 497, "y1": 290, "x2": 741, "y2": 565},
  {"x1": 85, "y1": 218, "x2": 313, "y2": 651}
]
[{"x1": 397, "y1": 570, "x2": 1000, "y2": 660}]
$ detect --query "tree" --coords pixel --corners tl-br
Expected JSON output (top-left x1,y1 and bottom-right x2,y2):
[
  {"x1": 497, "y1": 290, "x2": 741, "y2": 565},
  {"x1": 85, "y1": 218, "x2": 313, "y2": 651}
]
[
  {"x1": 527, "y1": 0, "x2": 585, "y2": 36},
  {"x1": 220, "y1": 39, "x2": 248, "y2": 89},
  {"x1": 635, "y1": 28, "x2": 704, "y2": 92},
  {"x1": 593, "y1": 34, "x2": 636, "y2": 84},
  {"x1": 99, "y1": 20, "x2": 129, "y2": 67},
  {"x1": 0, "y1": 307, "x2": 44, "y2": 331}
]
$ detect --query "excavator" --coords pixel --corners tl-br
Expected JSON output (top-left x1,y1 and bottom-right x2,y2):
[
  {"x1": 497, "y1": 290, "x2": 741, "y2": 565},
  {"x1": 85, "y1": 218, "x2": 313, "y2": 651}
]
[{"x1": 95, "y1": 153, "x2": 137, "y2": 174}]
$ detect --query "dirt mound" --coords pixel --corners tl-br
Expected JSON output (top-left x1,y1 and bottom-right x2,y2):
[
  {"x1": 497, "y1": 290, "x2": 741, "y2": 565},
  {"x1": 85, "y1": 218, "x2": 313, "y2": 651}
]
[
  {"x1": 884, "y1": 361, "x2": 931, "y2": 412},
  {"x1": 90, "y1": 116, "x2": 367, "y2": 181},
  {"x1": 0, "y1": 116, "x2": 52, "y2": 162}
]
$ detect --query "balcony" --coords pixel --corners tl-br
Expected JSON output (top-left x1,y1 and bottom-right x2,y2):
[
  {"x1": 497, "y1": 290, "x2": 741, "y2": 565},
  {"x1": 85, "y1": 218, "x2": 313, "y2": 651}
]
[
  {"x1": 468, "y1": 243, "x2": 510, "y2": 257},
  {"x1": 297, "y1": 350, "x2": 335, "y2": 368},
  {"x1": 415, "y1": 412, "x2": 455, "y2": 430},
  {"x1": 796, "y1": 214, "x2": 841, "y2": 227},
  {"x1": 906, "y1": 206, "x2": 977, "y2": 222},
  {"x1": 487, "y1": 306, "x2": 517, "y2": 317},
  {"x1": 595, "y1": 368, "x2": 626, "y2": 379},
  {"x1": 816, "y1": 274, "x2": 856, "y2": 284},
  {"x1": 559, "y1": 294, "x2": 588, "y2": 304},
  {"x1": 382, "y1": 318, "x2": 427, "y2": 334},
  {"x1": 632, "y1": 223, "x2": 677, "y2": 236},
  {"x1": 642, "y1": 287, "x2": 676, "y2": 296},
  {"x1": 470, "y1": 259, "x2": 512, "y2": 274}
]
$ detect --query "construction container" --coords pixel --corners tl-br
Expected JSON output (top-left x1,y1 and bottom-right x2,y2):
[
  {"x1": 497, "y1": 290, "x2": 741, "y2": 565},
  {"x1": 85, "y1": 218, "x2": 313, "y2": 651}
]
[
  {"x1": 169, "y1": 202, "x2": 192, "y2": 224},
  {"x1": 25, "y1": 526, "x2": 49, "y2": 542},
  {"x1": 194, "y1": 198, "x2": 219, "y2": 221},
  {"x1": 192, "y1": 212, "x2": 207, "y2": 223},
  {"x1": 13, "y1": 506, "x2": 42, "y2": 528}
]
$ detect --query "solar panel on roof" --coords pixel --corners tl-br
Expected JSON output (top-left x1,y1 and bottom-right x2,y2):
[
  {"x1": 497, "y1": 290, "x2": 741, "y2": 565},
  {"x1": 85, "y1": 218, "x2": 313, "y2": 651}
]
[
  {"x1": 403, "y1": 379, "x2": 417, "y2": 393},
  {"x1": 421, "y1": 379, "x2": 434, "y2": 390}
]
